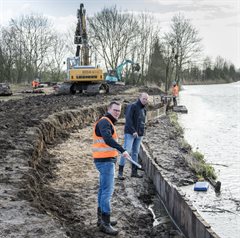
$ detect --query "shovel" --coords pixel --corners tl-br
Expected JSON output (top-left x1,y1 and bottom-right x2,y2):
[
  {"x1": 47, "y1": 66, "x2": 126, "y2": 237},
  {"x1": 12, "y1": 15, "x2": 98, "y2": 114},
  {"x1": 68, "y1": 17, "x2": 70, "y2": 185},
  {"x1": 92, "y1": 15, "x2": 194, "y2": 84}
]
[{"x1": 125, "y1": 156, "x2": 142, "y2": 169}]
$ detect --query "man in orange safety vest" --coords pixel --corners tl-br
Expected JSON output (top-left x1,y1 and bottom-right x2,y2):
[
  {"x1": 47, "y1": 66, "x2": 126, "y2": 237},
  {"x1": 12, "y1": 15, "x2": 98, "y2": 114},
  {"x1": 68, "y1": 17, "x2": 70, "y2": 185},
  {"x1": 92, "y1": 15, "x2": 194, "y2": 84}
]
[
  {"x1": 92, "y1": 101, "x2": 130, "y2": 236},
  {"x1": 172, "y1": 81, "x2": 179, "y2": 106}
]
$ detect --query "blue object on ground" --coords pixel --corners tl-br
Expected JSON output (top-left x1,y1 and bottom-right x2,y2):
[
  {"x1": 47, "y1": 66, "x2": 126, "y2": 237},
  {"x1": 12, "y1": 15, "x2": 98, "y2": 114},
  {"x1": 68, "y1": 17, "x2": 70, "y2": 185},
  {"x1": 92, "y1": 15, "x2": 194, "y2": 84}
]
[{"x1": 194, "y1": 181, "x2": 209, "y2": 191}]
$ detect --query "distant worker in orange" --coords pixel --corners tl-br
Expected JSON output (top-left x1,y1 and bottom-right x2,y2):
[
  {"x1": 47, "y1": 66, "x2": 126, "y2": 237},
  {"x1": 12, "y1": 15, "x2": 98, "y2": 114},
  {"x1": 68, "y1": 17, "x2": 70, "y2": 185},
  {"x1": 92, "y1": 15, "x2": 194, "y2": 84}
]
[
  {"x1": 32, "y1": 80, "x2": 35, "y2": 88},
  {"x1": 32, "y1": 80, "x2": 39, "y2": 89},
  {"x1": 172, "y1": 81, "x2": 179, "y2": 106}
]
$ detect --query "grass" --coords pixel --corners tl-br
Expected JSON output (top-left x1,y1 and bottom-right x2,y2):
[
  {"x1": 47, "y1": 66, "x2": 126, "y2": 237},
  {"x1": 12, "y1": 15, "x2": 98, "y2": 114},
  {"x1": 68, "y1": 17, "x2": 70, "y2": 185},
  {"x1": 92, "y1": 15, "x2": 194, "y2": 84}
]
[
  {"x1": 169, "y1": 112, "x2": 183, "y2": 135},
  {"x1": 179, "y1": 140, "x2": 192, "y2": 154},
  {"x1": 192, "y1": 151, "x2": 217, "y2": 180}
]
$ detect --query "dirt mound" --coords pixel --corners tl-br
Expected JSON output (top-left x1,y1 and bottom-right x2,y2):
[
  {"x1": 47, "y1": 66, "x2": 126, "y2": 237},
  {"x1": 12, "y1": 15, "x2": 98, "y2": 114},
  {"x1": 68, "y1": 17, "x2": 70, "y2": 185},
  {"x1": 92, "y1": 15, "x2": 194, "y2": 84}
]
[{"x1": 138, "y1": 85, "x2": 164, "y2": 95}]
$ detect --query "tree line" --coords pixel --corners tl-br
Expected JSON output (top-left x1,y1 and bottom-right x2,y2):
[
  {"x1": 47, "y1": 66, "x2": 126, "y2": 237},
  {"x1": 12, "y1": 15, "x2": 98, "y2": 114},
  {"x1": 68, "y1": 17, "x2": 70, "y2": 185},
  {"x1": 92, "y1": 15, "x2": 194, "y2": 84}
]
[
  {"x1": 0, "y1": 14, "x2": 68, "y2": 84},
  {"x1": 182, "y1": 56, "x2": 240, "y2": 84},
  {"x1": 0, "y1": 7, "x2": 239, "y2": 90}
]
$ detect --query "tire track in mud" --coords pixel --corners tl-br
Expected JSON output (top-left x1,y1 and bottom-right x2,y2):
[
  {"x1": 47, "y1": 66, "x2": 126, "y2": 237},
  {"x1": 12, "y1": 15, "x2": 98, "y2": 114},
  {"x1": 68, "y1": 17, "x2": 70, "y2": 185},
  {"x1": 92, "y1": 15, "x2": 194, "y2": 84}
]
[{"x1": 46, "y1": 124, "x2": 183, "y2": 238}]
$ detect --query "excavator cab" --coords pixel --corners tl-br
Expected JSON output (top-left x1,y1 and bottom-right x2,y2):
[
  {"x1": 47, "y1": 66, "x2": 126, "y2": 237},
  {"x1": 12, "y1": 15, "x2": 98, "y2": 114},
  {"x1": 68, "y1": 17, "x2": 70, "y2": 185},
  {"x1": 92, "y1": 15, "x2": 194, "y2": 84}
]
[
  {"x1": 105, "y1": 69, "x2": 118, "y2": 84},
  {"x1": 132, "y1": 63, "x2": 140, "y2": 72},
  {"x1": 105, "y1": 60, "x2": 140, "y2": 84},
  {"x1": 67, "y1": 57, "x2": 81, "y2": 69}
]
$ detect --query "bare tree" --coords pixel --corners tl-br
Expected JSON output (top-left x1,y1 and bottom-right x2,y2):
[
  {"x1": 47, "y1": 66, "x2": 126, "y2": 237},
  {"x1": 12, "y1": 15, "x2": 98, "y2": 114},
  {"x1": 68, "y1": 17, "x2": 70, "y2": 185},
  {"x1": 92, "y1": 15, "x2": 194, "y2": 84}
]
[
  {"x1": 202, "y1": 56, "x2": 212, "y2": 70},
  {"x1": 9, "y1": 14, "x2": 54, "y2": 82},
  {"x1": 164, "y1": 13, "x2": 202, "y2": 84},
  {"x1": 87, "y1": 6, "x2": 139, "y2": 71},
  {"x1": 201, "y1": 56, "x2": 213, "y2": 81},
  {"x1": 64, "y1": 26, "x2": 76, "y2": 57},
  {"x1": 45, "y1": 33, "x2": 68, "y2": 81},
  {"x1": 163, "y1": 42, "x2": 176, "y2": 92},
  {"x1": 132, "y1": 12, "x2": 160, "y2": 84},
  {"x1": 214, "y1": 55, "x2": 226, "y2": 69},
  {"x1": 0, "y1": 27, "x2": 16, "y2": 83}
]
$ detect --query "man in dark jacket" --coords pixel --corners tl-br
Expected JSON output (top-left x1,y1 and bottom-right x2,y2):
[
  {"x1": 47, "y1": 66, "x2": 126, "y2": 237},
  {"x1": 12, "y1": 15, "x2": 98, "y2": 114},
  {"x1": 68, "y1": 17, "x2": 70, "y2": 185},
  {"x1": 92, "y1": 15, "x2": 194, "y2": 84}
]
[
  {"x1": 118, "y1": 92, "x2": 149, "y2": 179},
  {"x1": 93, "y1": 101, "x2": 130, "y2": 236}
]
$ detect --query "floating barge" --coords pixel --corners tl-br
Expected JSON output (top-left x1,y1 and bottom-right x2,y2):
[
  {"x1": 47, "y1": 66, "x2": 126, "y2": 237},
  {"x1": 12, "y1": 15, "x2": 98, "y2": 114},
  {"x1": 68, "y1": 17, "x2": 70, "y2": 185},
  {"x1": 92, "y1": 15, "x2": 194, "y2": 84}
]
[{"x1": 173, "y1": 105, "x2": 188, "y2": 113}]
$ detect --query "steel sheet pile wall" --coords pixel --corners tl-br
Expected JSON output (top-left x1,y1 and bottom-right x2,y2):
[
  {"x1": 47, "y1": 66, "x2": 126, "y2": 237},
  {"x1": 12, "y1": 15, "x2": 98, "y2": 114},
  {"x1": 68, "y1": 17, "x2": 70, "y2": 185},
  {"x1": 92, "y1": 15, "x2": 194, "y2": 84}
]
[{"x1": 139, "y1": 144, "x2": 220, "y2": 238}]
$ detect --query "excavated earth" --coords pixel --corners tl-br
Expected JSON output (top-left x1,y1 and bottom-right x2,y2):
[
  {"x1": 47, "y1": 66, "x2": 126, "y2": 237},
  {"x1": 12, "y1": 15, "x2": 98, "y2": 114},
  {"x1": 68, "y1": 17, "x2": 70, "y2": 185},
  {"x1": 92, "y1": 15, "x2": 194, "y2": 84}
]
[{"x1": 0, "y1": 85, "x2": 197, "y2": 238}]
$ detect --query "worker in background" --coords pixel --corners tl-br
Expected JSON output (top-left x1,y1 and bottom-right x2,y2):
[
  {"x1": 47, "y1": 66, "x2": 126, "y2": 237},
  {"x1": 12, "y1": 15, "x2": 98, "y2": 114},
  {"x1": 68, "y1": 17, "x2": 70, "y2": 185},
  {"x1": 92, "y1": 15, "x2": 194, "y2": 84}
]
[
  {"x1": 118, "y1": 92, "x2": 149, "y2": 180},
  {"x1": 31, "y1": 80, "x2": 36, "y2": 88},
  {"x1": 32, "y1": 79, "x2": 39, "y2": 89},
  {"x1": 172, "y1": 81, "x2": 179, "y2": 106},
  {"x1": 93, "y1": 101, "x2": 130, "y2": 236}
]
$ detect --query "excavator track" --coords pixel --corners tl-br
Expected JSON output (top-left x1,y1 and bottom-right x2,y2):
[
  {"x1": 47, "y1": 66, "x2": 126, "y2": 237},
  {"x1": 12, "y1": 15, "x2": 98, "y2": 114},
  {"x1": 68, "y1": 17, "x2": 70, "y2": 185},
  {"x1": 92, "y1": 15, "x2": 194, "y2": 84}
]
[{"x1": 56, "y1": 82, "x2": 109, "y2": 95}]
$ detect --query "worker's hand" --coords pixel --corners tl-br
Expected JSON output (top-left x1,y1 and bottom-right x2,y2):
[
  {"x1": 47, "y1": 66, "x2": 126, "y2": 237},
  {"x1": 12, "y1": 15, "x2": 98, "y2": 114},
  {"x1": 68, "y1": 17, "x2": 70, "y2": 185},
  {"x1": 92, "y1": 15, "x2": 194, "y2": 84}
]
[
  {"x1": 122, "y1": 151, "x2": 130, "y2": 158},
  {"x1": 133, "y1": 132, "x2": 138, "y2": 138}
]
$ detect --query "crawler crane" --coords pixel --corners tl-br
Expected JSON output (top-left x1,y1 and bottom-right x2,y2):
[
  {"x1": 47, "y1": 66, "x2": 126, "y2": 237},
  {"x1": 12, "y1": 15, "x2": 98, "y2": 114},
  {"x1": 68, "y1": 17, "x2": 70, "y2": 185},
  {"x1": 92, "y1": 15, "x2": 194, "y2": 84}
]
[{"x1": 58, "y1": 3, "x2": 109, "y2": 94}]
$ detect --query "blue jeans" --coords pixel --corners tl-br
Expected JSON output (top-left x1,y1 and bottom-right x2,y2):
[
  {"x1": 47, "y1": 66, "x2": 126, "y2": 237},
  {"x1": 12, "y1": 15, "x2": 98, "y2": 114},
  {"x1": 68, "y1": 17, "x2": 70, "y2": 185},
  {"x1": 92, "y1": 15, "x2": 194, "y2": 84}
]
[
  {"x1": 119, "y1": 133, "x2": 143, "y2": 166},
  {"x1": 94, "y1": 161, "x2": 115, "y2": 215}
]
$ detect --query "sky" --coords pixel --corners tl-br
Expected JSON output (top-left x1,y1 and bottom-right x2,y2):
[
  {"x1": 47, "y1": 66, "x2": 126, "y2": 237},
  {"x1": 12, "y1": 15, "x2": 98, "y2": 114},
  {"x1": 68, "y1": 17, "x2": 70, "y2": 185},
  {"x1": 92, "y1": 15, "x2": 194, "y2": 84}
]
[{"x1": 0, "y1": 0, "x2": 240, "y2": 68}]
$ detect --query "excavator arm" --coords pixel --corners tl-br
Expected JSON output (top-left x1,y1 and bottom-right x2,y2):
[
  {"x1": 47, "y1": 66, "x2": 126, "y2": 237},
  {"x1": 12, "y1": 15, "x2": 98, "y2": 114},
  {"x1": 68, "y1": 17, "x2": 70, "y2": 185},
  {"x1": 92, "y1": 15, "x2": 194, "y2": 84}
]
[
  {"x1": 106, "y1": 60, "x2": 140, "y2": 83},
  {"x1": 74, "y1": 3, "x2": 89, "y2": 65}
]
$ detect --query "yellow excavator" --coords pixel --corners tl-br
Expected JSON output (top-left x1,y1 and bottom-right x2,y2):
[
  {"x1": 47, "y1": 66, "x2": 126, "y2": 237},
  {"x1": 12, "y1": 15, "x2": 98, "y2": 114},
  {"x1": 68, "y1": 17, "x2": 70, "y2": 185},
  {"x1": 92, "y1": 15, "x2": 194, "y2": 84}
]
[{"x1": 58, "y1": 3, "x2": 109, "y2": 94}]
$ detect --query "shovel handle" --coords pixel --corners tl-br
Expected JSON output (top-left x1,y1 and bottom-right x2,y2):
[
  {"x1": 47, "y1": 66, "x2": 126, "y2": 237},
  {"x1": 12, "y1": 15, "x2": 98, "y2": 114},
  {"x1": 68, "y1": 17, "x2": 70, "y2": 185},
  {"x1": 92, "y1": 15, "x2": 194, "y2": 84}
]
[{"x1": 125, "y1": 156, "x2": 142, "y2": 169}]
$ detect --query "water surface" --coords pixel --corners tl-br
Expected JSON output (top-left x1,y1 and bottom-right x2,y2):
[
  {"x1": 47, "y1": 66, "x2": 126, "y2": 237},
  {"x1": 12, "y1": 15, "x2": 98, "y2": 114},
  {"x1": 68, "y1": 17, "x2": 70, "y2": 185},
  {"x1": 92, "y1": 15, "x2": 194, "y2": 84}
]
[{"x1": 178, "y1": 82, "x2": 240, "y2": 238}]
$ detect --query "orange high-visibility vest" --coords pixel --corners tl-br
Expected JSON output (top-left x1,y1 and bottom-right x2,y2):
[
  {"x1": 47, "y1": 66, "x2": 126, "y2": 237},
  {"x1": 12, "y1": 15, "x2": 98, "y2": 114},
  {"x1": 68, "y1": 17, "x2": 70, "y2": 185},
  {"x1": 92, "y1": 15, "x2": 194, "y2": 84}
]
[
  {"x1": 32, "y1": 80, "x2": 39, "y2": 88},
  {"x1": 172, "y1": 85, "x2": 179, "y2": 97},
  {"x1": 92, "y1": 116, "x2": 119, "y2": 159}
]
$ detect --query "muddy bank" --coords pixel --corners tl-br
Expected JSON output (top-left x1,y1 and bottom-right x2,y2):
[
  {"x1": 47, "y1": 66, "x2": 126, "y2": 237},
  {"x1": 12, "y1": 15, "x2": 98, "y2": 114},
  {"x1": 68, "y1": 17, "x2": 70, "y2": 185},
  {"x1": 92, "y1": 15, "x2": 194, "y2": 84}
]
[
  {"x1": 0, "y1": 85, "x2": 194, "y2": 237},
  {"x1": 143, "y1": 115, "x2": 198, "y2": 187}
]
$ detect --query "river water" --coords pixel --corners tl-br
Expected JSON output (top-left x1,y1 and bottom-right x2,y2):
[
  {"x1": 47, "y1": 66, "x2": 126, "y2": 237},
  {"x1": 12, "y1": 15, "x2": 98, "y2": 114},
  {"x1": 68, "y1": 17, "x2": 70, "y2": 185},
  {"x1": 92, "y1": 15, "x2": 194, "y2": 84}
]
[{"x1": 178, "y1": 82, "x2": 240, "y2": 238}]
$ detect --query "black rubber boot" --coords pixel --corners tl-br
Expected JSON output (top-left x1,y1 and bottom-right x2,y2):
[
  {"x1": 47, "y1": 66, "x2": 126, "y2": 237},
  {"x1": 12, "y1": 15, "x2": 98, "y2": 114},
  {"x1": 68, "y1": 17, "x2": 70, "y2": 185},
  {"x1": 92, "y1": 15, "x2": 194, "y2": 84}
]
[
  {"x1": 131, "y1": 164, "x2": 143, "y2": 178},
  {"x1": 97, "y1": 207, "x2": 102, "y2": 227},
  {"x1": 118, "y1": 165, "x2": 125, "y2": 180},
  {"x1": 97, "y1": 208, "x2": 117, "y2": 227},
  {"x1": 99, "y1": 213, "x2": 118, "y2": 236},
  {"x1": 173, "y1": 97, "x2": 177, "y2": 106}
]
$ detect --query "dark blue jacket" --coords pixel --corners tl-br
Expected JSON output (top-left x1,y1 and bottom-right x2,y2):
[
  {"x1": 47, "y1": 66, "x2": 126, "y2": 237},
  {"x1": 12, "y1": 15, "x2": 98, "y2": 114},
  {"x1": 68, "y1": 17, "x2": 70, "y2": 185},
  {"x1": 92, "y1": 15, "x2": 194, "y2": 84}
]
[{"x1": 124, "y1": 99, "x2": 147, "y2": 136}]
